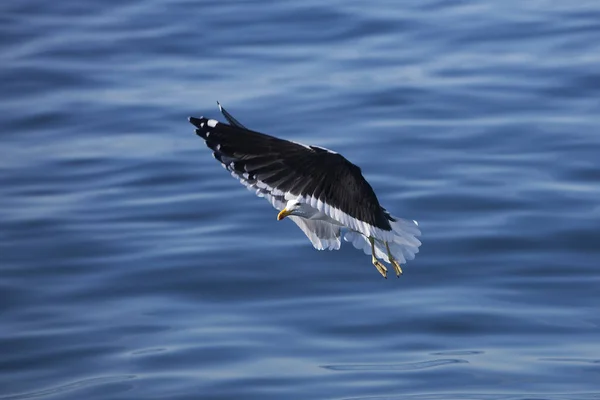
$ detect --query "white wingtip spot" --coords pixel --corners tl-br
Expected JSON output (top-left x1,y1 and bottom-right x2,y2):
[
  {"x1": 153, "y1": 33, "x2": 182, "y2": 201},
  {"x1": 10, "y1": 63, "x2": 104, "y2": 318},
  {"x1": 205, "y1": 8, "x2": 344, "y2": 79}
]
[
  {"x1": 200, "y1": 122, "x2": 205, "y2": 128},
  {"x1": 413, "y1": 220, "x2": 419, "y2": 226},
  {"x1": 207, "y1": 119, "x2": 218, "y2": 128}
]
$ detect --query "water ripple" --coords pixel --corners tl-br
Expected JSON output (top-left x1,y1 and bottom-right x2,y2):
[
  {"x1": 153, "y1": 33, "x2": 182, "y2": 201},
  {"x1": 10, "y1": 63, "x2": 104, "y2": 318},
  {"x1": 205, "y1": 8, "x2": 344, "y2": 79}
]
[
  {"x1": 322, "y1": 359, "x2": 469, "y2": 372},
  {"x1": 0, "y1": 375, "x2": 137, "y2": 400}
]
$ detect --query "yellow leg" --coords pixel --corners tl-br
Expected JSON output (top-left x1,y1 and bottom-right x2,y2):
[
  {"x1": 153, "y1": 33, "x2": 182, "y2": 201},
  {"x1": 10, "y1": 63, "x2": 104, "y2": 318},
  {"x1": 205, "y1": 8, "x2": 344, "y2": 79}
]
[
  {"x1": 385, "y1": 241, "x2": 403, "y2": 277},
  {"x1": 369, "y1": 237, "x2": 387, "y2": 279}
]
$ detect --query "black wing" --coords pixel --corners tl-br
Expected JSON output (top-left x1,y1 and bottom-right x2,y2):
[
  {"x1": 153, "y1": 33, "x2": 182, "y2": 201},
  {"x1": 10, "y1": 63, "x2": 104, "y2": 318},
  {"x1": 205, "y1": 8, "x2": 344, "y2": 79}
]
[{"x1": 189, "y1": 116, "x2": 391, "y2": 231}]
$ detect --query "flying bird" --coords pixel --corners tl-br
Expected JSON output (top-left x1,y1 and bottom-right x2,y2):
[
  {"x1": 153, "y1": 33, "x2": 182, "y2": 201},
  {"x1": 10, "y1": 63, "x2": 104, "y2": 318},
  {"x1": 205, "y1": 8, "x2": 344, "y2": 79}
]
[{"x1": 188, "y1": 103, "x2": 421, "y2": 278}]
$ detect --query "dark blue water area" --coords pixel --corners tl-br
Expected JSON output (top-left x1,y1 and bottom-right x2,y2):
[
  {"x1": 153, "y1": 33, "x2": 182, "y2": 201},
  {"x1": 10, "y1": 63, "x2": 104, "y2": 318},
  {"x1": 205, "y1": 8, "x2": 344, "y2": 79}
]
[{"x1": 2, "y1": 0, "x2": 600, "y2": 399}]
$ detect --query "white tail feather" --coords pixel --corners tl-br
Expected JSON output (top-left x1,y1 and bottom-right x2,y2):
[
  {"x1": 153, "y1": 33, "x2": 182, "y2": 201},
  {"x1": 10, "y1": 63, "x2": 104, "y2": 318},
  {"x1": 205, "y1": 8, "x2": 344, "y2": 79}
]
[{"x1": 344, "y1": 216, "x2": 421, "y2": 265}]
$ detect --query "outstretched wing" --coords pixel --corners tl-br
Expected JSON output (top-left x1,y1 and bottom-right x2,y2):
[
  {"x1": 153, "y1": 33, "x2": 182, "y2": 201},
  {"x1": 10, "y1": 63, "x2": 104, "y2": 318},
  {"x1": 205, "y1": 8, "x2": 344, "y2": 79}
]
[
  {"x1": 189, "y1": 107, "x2": 393, "y2": 241},
  {"x1": 196, "y1": 104, "x2": 344, "y2": 251}
]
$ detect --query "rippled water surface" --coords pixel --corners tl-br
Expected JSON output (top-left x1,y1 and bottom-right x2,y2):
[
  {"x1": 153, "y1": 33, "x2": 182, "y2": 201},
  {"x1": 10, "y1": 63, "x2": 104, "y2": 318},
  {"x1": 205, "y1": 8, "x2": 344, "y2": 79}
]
[{"x1": 2, "y1": 1, "x2": 600, "y2": 399}]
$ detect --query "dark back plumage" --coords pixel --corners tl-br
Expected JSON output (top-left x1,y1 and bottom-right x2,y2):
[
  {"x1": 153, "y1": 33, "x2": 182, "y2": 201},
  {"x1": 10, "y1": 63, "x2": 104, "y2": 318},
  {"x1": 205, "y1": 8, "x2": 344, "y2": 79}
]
[{"x1": 189, "y1": 116, "x2": 392, "y2": 231}]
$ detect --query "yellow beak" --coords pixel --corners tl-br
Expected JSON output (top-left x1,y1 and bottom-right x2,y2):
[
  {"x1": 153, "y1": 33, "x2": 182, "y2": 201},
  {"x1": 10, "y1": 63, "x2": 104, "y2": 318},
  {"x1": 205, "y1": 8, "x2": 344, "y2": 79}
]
[{"x1": 277, "y1": 208, "x2": 292, "y2": 220}]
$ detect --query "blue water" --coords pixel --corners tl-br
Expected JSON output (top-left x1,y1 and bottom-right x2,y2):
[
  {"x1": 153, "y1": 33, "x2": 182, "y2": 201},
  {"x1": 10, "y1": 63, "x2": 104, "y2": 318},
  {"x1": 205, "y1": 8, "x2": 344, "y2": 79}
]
[{"x1": 2, "y1": 1, "x2": 600, "y2": 399}]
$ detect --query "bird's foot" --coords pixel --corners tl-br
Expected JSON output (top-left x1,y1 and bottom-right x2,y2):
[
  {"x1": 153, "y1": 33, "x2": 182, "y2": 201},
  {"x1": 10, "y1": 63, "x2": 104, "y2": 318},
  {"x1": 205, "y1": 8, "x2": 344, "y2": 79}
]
[
  {"x1": 372, "y1": 258, "x2": 388, "y2": 279},
  {"x1": 369, "y1": 236, "x2": 388, "y2": 279},
  {"x1": 391, "y1": 259, "x2": 403, "y2": 277},
  {"x1": 384, "y1": 241, "x2": 403, "y2": 277}
]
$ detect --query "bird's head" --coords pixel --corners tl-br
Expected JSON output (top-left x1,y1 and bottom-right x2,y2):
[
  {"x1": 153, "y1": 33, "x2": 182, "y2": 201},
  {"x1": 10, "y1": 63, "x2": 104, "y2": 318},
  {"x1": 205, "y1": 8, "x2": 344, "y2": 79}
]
[{"x1": 277, "y1": 199, "x2": 305, "y2": 220}]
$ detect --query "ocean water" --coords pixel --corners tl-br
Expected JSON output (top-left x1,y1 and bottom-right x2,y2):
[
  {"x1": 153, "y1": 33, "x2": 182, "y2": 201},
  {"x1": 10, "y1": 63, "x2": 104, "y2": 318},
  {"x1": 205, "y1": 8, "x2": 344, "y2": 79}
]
[{"x1": 2, "y1": 0, "x2": 600, "y2": 399}]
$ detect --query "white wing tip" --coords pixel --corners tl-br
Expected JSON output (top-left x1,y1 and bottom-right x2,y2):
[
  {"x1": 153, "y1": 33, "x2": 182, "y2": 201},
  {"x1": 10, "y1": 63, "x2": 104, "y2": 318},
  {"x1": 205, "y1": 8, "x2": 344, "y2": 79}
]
[{"x1": 207, "y1": 119, "x2": 218, "y2": 128}]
